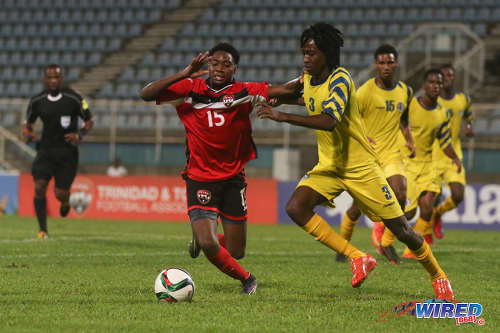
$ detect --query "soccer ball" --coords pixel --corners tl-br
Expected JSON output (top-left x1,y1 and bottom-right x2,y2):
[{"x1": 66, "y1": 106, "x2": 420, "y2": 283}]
[{"x1": 154, "y1": 268, "x2": 195, "y2": 303}]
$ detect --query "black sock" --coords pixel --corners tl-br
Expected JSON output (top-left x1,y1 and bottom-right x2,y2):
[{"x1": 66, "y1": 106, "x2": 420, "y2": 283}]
[{"x1": 34, "y1": 197, "x2": 47, "y2": 232}]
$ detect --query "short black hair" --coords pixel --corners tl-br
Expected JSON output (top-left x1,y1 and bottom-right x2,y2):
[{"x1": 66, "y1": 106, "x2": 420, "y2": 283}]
[
  {"x1": 374, "y1": 44, "x2": 398, "y2": 60},
  {"x1": 44, "y1": 64, "x2": 62, "y2": 74},
  {"x1": 209, "y1": 42, "x2": 240, "y2": 65},
  {"x1": 423, "y1": 68, "x2": 443, "y2": 81},
  {"x1": 300, "y1": 22, "x2": 344, "y2": 70},
  {"x1": 440, "y1": 64, "x2": 455, "y2": 71}
]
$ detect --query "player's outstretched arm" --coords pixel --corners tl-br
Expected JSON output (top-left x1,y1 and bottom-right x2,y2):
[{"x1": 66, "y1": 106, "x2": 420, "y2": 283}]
[
  {"x1": 442, "y1": 143, "x2": 462, "y2": 173},
  {"x1": 267, "y1": 76, "x2": 303, "y2": 99},
  {"x1": 256, "y1": 102, "x2": 337, "y2": 131},
  {"x1": 269, "y1": 96, "x2": 305, "y2": 107},
  {"x1": 140, "y1": 52, "x2": 209, "y2": 101}
]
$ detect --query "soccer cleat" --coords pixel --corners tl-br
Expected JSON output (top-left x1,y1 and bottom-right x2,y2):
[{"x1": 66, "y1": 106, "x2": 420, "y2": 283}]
[
  {"x1": 188, "y1": 237, "x2": 201, "y2": 258},
  {"x1": 432, "y1": 278, "x2": 455, "y2": 300},
  {"x1": 37, "y1": 231, "x2": 48, "y2": 239},
  {"x1": 381, "y1": 245, "x2": 402, "y2": 265},
  {"x1": 335, "y1": 252, "x2": 347, "y2": 263},
  {"x1": 433, "y1": 212, "x2": 444, "y2": 239},
  {"x1": 424, "y1": 234, "x2": 434, "y2": 246},
  {"x1": 370, "y1": 222, "x2": 384, "y2": 255},
  {"x1": 350, "y1": 254, "x2": 377, "y2": 288},
  {"x1": 60, "y1": 201, "x2": 70, "y2": 217},
  {"x1": 241, "y1": 274, "x2": 258, "y2": 295}
]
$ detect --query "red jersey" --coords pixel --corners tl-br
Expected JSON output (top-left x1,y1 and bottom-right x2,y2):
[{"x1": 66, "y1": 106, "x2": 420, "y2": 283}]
[{"x1": 156, "y1": 78, "x2": 269, "y2": 182}]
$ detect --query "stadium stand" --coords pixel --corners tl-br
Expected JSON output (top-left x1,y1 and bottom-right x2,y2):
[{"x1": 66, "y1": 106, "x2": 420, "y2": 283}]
[{"x1": 1, "y1": 0, "x2": 500, "y2": 175}]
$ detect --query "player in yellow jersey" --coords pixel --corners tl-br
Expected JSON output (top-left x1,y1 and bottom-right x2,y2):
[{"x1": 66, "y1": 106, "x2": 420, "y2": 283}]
[
  {"x1": 430, "y1": 64, "x2": 474, "y2": 241},
  {"x1": 257, "y1": 23, "x2": 454, "y2": 299},
  {"x1": 400, "y1": 69, "x2": 462, "y2": 258},
  {"x1": 337, "y1": 44, "x2": 415, "y2": 265}
]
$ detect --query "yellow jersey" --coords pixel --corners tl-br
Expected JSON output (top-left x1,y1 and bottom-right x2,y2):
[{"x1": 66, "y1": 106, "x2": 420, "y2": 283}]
[
  {"x1": 408, "y1": 97, "x2": 451, "y2": 162},
  {"x1": 432, "y1": 93, "x2": 472, "y2": 161},
  {"x1": 303, "y1": 67, "x2": 377, "y2": 174},
  {"x1": 357, "y1": 78, "x2": 413, "y2": 160}
]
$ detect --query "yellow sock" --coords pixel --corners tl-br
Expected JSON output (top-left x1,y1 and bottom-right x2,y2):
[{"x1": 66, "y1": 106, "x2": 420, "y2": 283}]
[
  {"x1": 414, "y1": 217, "x2": 432, "y2": 236},
  {"x1": 410, "y1": 241, "x2": 447, "y2": 282},
  {"x1": 436, "y1": 196, "x2": 457, "y2": 216},
  {"x1": 302, "y1": 213, "x2": 366, "y2": 259},
  {"x1": 340, "y1": 213, "x2": 359, "y2": 241},
  {"x1": 381, "y1": 227, "x2": 396, "y2": 247}
]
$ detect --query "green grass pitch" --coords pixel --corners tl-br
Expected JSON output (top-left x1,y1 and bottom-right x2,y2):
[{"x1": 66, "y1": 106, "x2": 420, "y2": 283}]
[{"x1": 0, "y1": 216, "x2": 498, "y2": 332}]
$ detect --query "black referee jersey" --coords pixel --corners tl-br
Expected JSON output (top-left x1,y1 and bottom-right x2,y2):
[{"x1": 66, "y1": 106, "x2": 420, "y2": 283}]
[{"x1": 26, "y1": 87, "x2": 92, "y2": 150}]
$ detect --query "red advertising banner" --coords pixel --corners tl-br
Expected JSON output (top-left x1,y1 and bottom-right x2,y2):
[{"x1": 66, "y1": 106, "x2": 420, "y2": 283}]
[{"x1": 18, "y1": 174, "x2": 277, "y2": 224}]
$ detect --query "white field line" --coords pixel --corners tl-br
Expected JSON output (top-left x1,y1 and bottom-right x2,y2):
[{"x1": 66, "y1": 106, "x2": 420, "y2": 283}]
[
  {"x1": 0, "y1": 247, "x2": 497, "y2": 260},
  {"x1": 0, "y1": 235, "x2": 190, "y2": 243}
]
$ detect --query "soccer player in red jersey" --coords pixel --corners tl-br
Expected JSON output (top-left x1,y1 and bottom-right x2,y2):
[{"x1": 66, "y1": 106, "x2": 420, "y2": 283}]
[{"x1": 140, "y1": 43, "x2": 301, "y2": 294}]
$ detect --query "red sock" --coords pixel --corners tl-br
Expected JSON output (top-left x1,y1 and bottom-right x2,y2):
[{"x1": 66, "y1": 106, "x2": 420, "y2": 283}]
[
  {"x1": 207, "y1": 247, "x2": 250, "y2": 281},
  {"x1": 218, "y1": 233, "x2": 226, "y2": 248}
]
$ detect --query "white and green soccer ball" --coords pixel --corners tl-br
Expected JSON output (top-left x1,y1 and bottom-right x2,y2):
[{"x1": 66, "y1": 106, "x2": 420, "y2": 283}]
[{"x1": 154, "y1": 268, "x2": 195, "y2": 303}]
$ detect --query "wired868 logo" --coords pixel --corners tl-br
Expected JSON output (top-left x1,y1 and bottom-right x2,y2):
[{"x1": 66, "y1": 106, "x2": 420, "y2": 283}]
[
  {"x1": 378, "y1": 299, "x2": 485, "y2": 326},
  {"x1": 415, "y1": 300, "x2": 485, "y2": 326}
]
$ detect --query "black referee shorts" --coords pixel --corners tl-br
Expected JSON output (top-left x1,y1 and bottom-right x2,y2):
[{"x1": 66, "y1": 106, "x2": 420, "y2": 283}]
[{"x1": 32, "y1": 147, "x2": 79, "y2": 190}]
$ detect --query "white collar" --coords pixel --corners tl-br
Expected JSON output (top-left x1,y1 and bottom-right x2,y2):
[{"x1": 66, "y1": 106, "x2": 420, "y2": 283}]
[
  {"x1": 207, "y1": 83, "x2": 233, "y2": 94},
  {"x1": 47, "y1": 93, "x2": 62, "y2": 102}
]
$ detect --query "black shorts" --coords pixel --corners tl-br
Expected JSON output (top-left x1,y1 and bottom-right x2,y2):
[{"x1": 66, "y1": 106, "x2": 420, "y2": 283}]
[
  {"x1": 185, "y1": 174, "x2": 247, "y2": 223},
  {"x1": 32, "y1": 147, "x2": 79, "y2": 190}
]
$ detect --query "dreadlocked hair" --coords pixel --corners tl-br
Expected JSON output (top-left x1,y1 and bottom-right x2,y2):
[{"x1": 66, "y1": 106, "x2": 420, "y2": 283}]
[{"x1": 300, "y1": 22, "x2": 344, "y2": 70}]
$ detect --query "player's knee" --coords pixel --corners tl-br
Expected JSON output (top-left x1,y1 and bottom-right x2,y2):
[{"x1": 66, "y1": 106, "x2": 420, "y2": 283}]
[
  {"x1": 285, "y1": 199, "x2": 304, "y2": 223},
  {"x1": 34, "y1": 184, "x2": 48, "y2": 198},
  {"x1": 229, "y1": 248, "x2": 245, "y2": 260},
  {"x1": 393, "y1": 222, "x2": 412, "y2": 243},
  {"x1": 419, "y1": 200, "x2": 434, "y2": 219},
  {"x1": 198, "y1": 237, "x2": 219, "y2": 257}
]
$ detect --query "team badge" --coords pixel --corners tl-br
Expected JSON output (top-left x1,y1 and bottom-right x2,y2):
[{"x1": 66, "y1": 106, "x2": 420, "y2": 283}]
[
  {"x1": 397, "y1": 102, "x2": 405, "y2": 113},
  {"x1": 60, "y1": 115, "x2": 71, "y2": 129},
  {"x1": 222, "y1": 95, "x2": 234, "y2": 107},
  {"x1": 197, "y1": 189, "x2": 212, "y2": 204}
]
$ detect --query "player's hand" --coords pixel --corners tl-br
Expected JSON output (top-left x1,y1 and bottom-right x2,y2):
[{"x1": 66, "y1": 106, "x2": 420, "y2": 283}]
[
  {"x1": 22, "y1": 127, "x2": 35, "y2": 143},
  {"x1": 367, "y1": 136, "x2": 376, "y2": 146},
  {"x1": 268, "y1": 97, "x2": 281, "y2": 107},
  {"x1": 64, "y1": 133, "x2": 80, "y2": 147},
  {"x1": 464, "y1": 125, "x2": 474, "y2": 138},
  {"x1": 406, "y1": 141, "x2": 416, "y2": 158},
  {"x1": 183, "y1": 51, "x2": 209, "y2": 78},
  {"x1": 256, "y1": 102, "x2": 284, "y2": 122},
  {"x1": 452, "y1": 158, "x2": 462, "y2": 173}
]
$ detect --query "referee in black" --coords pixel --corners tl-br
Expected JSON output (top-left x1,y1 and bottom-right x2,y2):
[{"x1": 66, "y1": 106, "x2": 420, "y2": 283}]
[{"x1": 22, "y1": 64, "x2": 94, "y2": 239}]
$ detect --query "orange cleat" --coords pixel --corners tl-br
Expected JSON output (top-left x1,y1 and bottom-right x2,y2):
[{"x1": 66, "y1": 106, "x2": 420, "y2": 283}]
[
  {"x1": 371, "y1": 222, "x2": 384, "y2": 255},
  {"x1": 424, "y1": 234, "x2": 434, "y2": 245},
  {"x1": 351, "y1": 254, "x2": 377, "y2": 288},
  {"x1": 37, "y1": 231, "x2": 48, "y2": 239},
  {"x1": 433, "y1": 212, "x2": 444, "y2": 239},
  {"x1": 432, "y1": 278, "x2": 455, "y2": 300}
]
